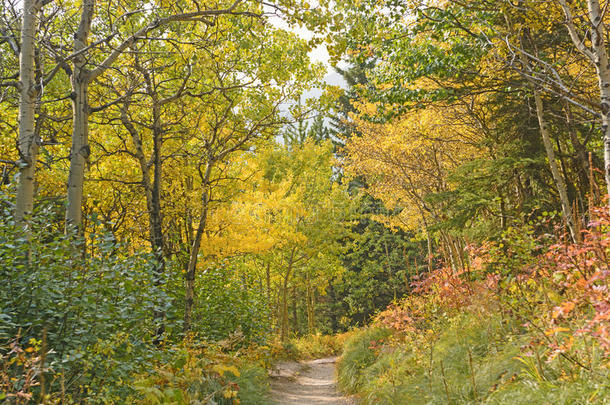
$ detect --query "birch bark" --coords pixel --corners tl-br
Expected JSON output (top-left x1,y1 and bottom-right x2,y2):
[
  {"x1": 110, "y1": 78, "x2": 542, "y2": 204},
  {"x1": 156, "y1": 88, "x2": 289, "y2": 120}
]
[
  {"x1": 558, "y1": 0, "x2": 610, "y2": 202},
  {"x1": 15, "y1": 0, "x2": 42, "y2": 225},
  {"x1": 534, "y1": 92, "x2": 579, "y2": 242},
  {"x1": 63, "y1": 0, "x2": 247, "y2": 231},
  {"x1": 65, "y1": 0, "x2": 94, "y2": 232}
]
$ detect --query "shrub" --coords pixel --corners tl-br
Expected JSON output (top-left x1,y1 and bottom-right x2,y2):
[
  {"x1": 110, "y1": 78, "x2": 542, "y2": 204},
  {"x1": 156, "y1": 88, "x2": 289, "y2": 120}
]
[
  {"x1": 129, "y1": 341, "x2": 269, "y2": 404},
  {"x1": 194, "y1": 261, "x2": 271, "y2": 343},
  {"x1": 0, "y1": 199, "x2": 170, "y2": 402},
  {"x1": 336, "y1": 209, "x2": 610, "y2": 404},
  {"x1": 288, "y1": 332, "x2": 353, "y2": 359}
]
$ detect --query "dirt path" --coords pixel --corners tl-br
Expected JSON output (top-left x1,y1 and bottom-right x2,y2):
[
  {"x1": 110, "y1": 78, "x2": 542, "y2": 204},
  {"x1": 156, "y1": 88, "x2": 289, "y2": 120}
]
[{"x1": 270, "y1": 357, "x2": 355, "y2": 404}]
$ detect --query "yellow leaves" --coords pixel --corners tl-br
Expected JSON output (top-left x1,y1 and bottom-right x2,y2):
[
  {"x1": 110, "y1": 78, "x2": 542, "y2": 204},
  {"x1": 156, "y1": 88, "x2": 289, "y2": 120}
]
[
  {"x1": 544, "y1": 327, "x2": 570, "y2": 336},
  {"x1": 344, "y1": 100, "x2": 485, "y2": 235},
  {"x1": 212, "y1": 364, "x2": 241, "y2": 378},
  {"x1": 185, "y1": 139, "x2": 343, "y2": 263},
  {"x1": 222, "y1": 388, "x2": 238, "y2": 399}
]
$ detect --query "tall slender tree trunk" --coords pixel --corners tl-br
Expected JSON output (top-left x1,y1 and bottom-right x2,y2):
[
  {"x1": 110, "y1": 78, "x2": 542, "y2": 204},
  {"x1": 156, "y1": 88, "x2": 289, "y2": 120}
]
[
  {"x1": 586, "y1": 0, "x2": 610, "y2": 201},
  {"x1": 280, "y1": 247, "x2": 295, "y2": 341},
  {"x1": 565, "y1": 104, "x2": 590, "y2": 207},
  {"x1": 15, "y1": 0, "x2": 42, "y2": 225},
  {"x1": 559, "y1": 0, "x2": 610, "y2": 202},
  {"x1": 149, "y1": 88, "x2": 166, "y2": 343},
  {"x1": 121, "y1": 105, "x2": 166, "y2": 343},
  {"x1": 274, "y1": 280, "x2": 282, "y2": 334},
  {"x1": 65, "y1": 0, "x2": 95, "y2": 232},
  {"x1": 184, "y1": 161, "x2": 212, "y2": 333},
  {"x1": 281, "y1": 279, "x2": 289, "y2": 340},
  {"x1": 327, "y1": 279, "x2": 338, "y2": 332},
  {"x1": 265, "y1": 262, "x2": 271, "y2": 303},
  {"x1": 513, "y1": 27, "x2": 579, "y2": 240},
  {"x1": 292, "y1": 285, "x2": 298, "y2": 334},
  {"x1": 534, "y1": 92, "x2": 579, "y2": 242},
  {"x1": 150, "y1": 107, "x2": 164, "y2": 261},
  {"x1": 416, "y1": 208, "x2": 433, "y2": 272},
  {"x1": 306, "y1": 275, "x2": 315, "y2": 333}
]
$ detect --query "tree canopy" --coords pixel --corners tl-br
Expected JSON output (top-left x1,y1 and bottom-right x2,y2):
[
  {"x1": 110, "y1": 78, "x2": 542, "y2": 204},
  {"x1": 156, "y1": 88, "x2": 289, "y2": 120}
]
[{"x1": 1, "y1": 0, "x2": 608, "y2": 403}]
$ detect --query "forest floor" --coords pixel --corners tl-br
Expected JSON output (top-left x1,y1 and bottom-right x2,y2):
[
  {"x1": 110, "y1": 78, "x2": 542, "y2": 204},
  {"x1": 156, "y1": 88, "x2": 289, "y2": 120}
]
[{"x1": 269, "y1": 357, "x2": 355, "y2": 404}]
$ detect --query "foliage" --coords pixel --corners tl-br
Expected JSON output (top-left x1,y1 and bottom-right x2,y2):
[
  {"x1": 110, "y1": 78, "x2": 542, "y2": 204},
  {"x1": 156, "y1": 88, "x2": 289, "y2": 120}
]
[
  {"x1": 0, "y1": 194, "x2": 168, "y2": 402},
  {"x1": 130, "y1": 341, "x2": 269, "y2": 405},
  {"x1": 3, "y1": 0, "x2": 610, "y2": 402},
  {"x1": 286, "y1": 332, "x2": 354, "y2": 360},
  {"x1": 336, "y1": 327, "x2": 393, "y2": 393},
  {"x1": 194, "y1": 261, "x2": 271, "y2": 343},
  {"x1": 330, "y1": 0, "x2": 606, "y2": 273},
  {"x1": 339, "y1": 312, "x2": 609, "y2": 404},
  {"x1": 0, "y1": 335, "x2": 48, "y2": 404},
  {"x1": 0, "y1": 194, "x2": 273, "y2": 403},
  {"x1": 337, "y1": 209, "x2": 610, "y2": 404}
]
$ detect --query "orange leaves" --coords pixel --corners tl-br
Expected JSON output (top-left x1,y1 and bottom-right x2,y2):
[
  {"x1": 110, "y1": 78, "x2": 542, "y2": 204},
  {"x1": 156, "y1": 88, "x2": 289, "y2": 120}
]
[
  {"x1": 552, "y1": 301, "x2": 576, "y2": 320},
  {"x1": 541, "y1": 208, "x2": 610, "y2": 352},
  {"x1": 376, "y1": 204, "x2": 610, "y2": 364},
  {"x1": 374, "y1": 303, "x2": 416, "y2": 332}
]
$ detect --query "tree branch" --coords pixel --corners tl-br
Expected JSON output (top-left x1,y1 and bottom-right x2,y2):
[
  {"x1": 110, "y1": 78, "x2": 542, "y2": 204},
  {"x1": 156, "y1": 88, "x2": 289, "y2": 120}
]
[
  {"x1": 557, "y1": 0, "x2": 596, "y2": 62},
  {"x1": 89, "y1": 0, "x2": 254, "y2": 81}
]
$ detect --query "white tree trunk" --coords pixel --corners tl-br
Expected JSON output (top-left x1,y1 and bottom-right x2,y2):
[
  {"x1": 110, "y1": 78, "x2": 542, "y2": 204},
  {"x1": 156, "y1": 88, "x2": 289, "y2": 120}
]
[
  {"x1": 534, "y1": 92, "x2": 578, "y2": 242},
  {"x1": 559, "y1": 0, "x2": 610, "y2": 202},
  {"x1": 62, "y1": 1, "x2": 248, "y2": 231},
  {"x1": 65, "y1": 0, "x2": 94, "y2": 232},
  {"x1": 587, "y1": 0, "x2": 610, "y2": 201},
  {"x1": 15, "y1": 0, "x2": 42, "y2": 225}
]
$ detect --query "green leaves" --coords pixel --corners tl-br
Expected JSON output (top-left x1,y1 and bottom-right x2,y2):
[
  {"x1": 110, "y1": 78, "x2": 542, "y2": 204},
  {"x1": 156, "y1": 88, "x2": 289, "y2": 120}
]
[{"x1": 0, "y1": 195, "x2": 171, "y2": 401}]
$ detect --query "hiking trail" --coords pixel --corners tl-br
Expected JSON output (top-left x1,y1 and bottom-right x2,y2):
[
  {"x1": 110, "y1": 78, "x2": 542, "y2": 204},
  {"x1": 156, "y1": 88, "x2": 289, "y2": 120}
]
[{"x1": 270, "y1": 357, "x2": 356, "y2": 404}]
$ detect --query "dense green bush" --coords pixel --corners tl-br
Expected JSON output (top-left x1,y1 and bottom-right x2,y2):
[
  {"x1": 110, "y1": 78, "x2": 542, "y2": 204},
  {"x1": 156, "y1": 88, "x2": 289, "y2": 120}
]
[
  {"x1": 195, "y1": 261, "x2": 271, "y2": 343},
  {"x1": 0, "y1": 198, "x2": 171, "y2": 401},
  {"x1": 0, "y1": 195, "x2": 272, "y2": 402}
]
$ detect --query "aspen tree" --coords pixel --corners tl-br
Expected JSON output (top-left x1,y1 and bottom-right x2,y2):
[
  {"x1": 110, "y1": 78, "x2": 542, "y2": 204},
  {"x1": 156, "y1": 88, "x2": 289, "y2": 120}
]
[{"x1": 15, "y1": 0, "x2": 42, "y2": 226}]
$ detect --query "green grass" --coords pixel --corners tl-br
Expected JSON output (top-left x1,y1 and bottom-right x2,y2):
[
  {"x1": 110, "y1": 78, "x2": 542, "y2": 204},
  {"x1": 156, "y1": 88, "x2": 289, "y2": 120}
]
[
  {"x1": 337, "y1": 314, "x2": 609, "y2": 404},
  {"x1": 234, "y1": 365, "x2": 270, "y2": 405},
  {"x1": 337, "y1": 327, "x2": 393, "y2": 394}
]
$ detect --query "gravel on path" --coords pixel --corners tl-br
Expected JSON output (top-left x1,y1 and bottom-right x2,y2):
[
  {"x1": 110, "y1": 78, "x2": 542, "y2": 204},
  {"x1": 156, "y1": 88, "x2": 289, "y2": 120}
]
[{"x1": 269, "y1": 357, "x2": 356, "y2": 405}]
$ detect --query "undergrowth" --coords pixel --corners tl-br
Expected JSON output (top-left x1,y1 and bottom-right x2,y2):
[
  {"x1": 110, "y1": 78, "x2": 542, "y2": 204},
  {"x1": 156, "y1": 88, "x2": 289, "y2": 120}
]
[
  {"x1": 339, "y1": 313, "x2": 608, "y2": 404},
  {"x1": 337, "y1": 209, "x2": 610, "y2": 404},
  {"x1": 283, "y1": 332, "x2": 354, "y2": 360}
]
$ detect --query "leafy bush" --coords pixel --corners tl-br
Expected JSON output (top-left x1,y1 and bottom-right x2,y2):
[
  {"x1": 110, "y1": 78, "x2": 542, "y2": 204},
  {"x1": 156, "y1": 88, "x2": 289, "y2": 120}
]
[
  {"x1": 130, "y1": 341, "x2": 269, "y2": 405},
  {"x1": 194, "y1": 261, "x2": 271, "y2": 343},
  {"x1": 289, "y1": 332, "x2": 354, "y2": 360},
  {"x1": 0, "y1": 198, "x2": 170, "y2": 402},
  {"x1": 337, "y1": 210, "x2": 610, "y2": 404},
  {"x1": 0, "y1": 334, "x2": 49, "y2": 403},
  {"x1": 0, "y1": 194, "x2": 275, "y2": 403},
  {"x1": 338, "y1": 313, "x2": 608, "y2": 404}
]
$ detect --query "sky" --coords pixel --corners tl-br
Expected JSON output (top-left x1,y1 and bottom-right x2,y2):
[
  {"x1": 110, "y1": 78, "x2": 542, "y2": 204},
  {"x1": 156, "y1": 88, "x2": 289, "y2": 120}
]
[{"x1": 267, "y1": 12, "x2": 347, "y2": 90}]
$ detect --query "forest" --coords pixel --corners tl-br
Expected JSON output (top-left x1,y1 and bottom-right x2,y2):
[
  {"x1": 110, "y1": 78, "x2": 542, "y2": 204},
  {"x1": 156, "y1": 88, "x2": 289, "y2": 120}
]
[{"x1": 0, "y1": 0, "x2": 608, "y2": 403}]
